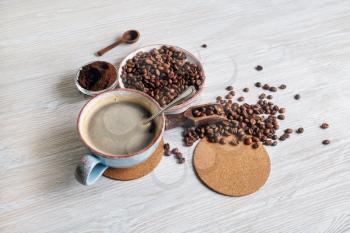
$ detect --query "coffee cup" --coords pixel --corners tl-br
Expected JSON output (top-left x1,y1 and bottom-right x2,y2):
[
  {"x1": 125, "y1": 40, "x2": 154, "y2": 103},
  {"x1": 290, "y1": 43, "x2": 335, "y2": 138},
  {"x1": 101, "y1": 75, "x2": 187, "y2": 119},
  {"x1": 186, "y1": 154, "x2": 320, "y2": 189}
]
[{"x1": 75, "y1": 89, "x2": 165, "y2": 185}]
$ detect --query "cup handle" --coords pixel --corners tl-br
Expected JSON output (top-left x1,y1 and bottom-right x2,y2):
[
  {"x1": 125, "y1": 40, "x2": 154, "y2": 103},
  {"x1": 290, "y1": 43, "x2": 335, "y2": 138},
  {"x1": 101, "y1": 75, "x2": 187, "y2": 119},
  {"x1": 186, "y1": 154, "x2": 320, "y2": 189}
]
[{"x1": 75, "y1": 154, "x2": 108, "y2": 185}]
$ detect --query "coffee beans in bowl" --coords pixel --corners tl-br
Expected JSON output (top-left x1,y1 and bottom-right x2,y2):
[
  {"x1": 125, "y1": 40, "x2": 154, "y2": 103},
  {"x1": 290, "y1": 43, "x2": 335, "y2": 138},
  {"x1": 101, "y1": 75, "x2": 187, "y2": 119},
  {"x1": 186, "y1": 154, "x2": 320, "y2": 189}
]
[
  {"x1": 118, "y1": 45, "x2": 205, "y2": 112},
  {"x1": 76, "y1": 61, "x2": 118, "y2": 96}
]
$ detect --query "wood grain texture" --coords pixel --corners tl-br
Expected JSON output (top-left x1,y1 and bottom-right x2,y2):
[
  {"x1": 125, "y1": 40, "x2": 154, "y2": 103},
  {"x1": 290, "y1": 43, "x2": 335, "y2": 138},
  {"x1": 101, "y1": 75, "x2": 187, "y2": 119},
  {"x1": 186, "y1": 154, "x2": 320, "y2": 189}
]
[{"x1": 1, "y1": 0, "x2": 350, "y2": 232}]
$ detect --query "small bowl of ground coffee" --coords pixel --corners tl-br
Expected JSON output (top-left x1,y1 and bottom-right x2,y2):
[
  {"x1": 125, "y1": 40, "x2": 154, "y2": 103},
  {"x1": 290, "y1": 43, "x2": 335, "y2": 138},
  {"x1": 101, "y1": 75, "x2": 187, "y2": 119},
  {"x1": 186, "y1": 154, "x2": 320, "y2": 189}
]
[{"x1": 76, "y1": 61, "x2": 118, "y2": 96}]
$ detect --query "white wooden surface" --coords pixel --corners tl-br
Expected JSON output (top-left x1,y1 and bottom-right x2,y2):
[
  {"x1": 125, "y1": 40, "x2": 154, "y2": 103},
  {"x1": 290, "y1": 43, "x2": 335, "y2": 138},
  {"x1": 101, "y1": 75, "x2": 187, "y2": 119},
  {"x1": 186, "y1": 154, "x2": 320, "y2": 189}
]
[{"x1": 1, "y1": 0, "x2": 350, "y2": 232}]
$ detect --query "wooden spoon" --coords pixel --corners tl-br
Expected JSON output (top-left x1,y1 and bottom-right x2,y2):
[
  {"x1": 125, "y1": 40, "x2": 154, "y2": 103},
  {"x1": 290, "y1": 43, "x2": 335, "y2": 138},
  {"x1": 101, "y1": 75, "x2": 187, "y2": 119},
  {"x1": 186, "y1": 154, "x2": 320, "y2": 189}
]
[{"x1": 97, "y1": 30, "x2": 140, "y2": 56}]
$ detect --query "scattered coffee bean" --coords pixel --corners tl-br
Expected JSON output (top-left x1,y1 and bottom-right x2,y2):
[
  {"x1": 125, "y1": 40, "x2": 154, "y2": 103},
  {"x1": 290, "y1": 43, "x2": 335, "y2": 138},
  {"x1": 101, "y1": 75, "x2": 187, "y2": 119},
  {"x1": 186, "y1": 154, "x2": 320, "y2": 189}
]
[
  {"x1": 201, "y1": 44, "x2": 207, "y2": 48},
  {"x1": 164, "y1": 149, "x2": 171, "y2": 156},
  {"x1": 164, "y1": 143, "x2": 170, "y2": 150},
  {"x1": 225, "y1": 94, "x2": 233, "y2": 99},
  {"x1": 279, "y1": 84, "x2": 287, "y2": 89},
  {"x1": 271, "y1": 141, "x2": 277, "y2": 146},
  {"x1": 285, "y1": 128, "x2": 293, "y2": 134},
  {"x1": 178, "y1": 157, "x2": 185, "y2": 164},
  {"x1": 171, "y1": 148, "x2": 179, "y2": 154},
  {"x1": 259, "y1": 93, "x2": 266, "y2": 99},
  {"x1": 279, "y1": 135, "x2": 286, "y2": 141},
  {"x1": 278, "y1": 108, "x2": 286, "y2": 114},
  {"x1": 255, "y1": 65, "x2": 263, "y2": 71},
  {"x1": 320, "y1": 123, "x2": 329, "y2": 129},
  {"x1": 322, "y1": 140, "x2": 330, "y2": 145},
  {"x1": 219, "y1": 138, "x2": 225, "y2": 144},
  {"x1": 237, "y1": 96, "x2": 245, "y2": 102},
  {"x1": 269, "y1": 87, "x2": 277, "y2": 92},
  {"x1": 277, "y1": 114, "x2": 285, "y2": 120},
  {"x1": 175, "y1": 152, "x2": 183, "y2": 159},
  {"x1": 296, "y1": 127, "x2": 304, "y2": 134},
  {"x1": 252, "y1": 143, "x2": 259, "y2": 149},
  {"x1": 294, "y1": 94, "x2": 301, "y2": 100},
  {"x1": 121, "y1": 45, "x2": 204, "y2": 107},
  {"x1": 262, "y1": 84, "x2": 270, "y2": 90},
  {"x1": 244, "y1": 137, "x2": 252, "y2": 145},
  {"x1": 229, "y1": 90, "x2": 235, "y2": 96},
  {"x1": 243, "y1": 88, "x2": 249, "y2": 92},
  {"x1": 267, "y1": 95, "x2": 273, "y2": 99},
  {"x1": 255, "y1": 82, "x2": 262, "y2": 87},
  {"x1": 226, "y1": 85, "x2": 233, "y2": 91}
]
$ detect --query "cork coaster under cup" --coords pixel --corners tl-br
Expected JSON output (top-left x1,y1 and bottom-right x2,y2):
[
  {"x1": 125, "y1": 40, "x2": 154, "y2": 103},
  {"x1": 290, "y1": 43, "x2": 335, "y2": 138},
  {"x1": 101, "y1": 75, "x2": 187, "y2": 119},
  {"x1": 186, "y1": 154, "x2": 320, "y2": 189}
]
[
  {"x1": 103, "y1": 140, "x2": 164, "y2": 181},
  {"x1": 193, "y1": 136, "x2": 270, "y2": 196}
]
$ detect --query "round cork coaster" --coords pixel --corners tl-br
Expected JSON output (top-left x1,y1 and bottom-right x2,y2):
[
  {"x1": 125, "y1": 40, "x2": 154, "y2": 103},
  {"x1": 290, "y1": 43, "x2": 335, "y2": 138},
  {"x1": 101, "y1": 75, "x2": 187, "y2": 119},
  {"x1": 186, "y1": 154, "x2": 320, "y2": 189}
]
[
  {"x1": 193, "y1": 136, "x2": 270, "y2": 196},
  {"x1": 103, "y1": 140, "x2": 164, "y2": 181}
]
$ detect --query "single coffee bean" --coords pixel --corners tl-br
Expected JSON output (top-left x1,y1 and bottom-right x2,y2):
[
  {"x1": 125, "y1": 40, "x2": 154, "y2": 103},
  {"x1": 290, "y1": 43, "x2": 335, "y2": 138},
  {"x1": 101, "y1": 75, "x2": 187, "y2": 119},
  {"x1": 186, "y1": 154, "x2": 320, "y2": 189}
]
[
  {"x1": 178, "y1": 157, "x2": 185, "y2": 164},
  {"x1": 279, "y1": 84, "x2": 287, "y2": 89},
  {"x1": 175, "y1": 152, "x2": 183, "y2": 159},
  {"x1": 229, "y1": 90, "x2": 235, "y2": 96},
  {"x1": 277, "y1": 114, "x2": 285, "y2": 120},
  {"x1": 278, "y1": 108, "x2": 286, "y2": 114},
  {"x1": 296, "y1": 127, "x2": 304, "y2": 134},
  {"x1": 243, "y1": 88, "x2": 249, "y2": 92},
  {"x1": 238, "y1": 96, "x2": 244, "y2": 102},
  {"x1": 164, "y1": 149, "x2": 171, "y2": 156},
  {"x1": 226, "y1": 85, "x2": 233, "y2": 91},
  {"x1": 320, "y1": 123, "x2": 329, "y2": 129},
  {"x1": 255, "y1": 82, "x2": 262, "y2": 87},
  {"x1": 219, "y1": 138, "x2": 225, "y2": 144},
  {"x1": 262, "y1": 84, "x2": 270, "y2": 90},
  {"x1": 258, "y1": 93, "x2": 266, "y2": 99},
  {"x1": 171, "y1": 148, "x2": 179, "y2": 154},
  {"x1": 255, "y1": 65, "x2": 263, "y2": 71},
  {"x1": 244, "y1": 137, "x2": 252, "y2": 145},
  {"x1": 225, "y1": 94, "x2": 232, "y2": 99},
  {"x1": 294, "y1": 94, "x2": 301, "y2": 100},
  {"x1": 252, "y1": 143, "x2": 259, "y2": 149},
  {"x1": 269, "y1": 87, "x2": 277, "y2": 92},
  {"x1": 267, "y1": 95, "x2": 273, "y2": 99},
  {"x1": 285, "y1": 128, "x2": 293, "y2": 134},
  {"x1": 201, "y1": 44, "x2": 207, "y2": 48},
  {"x1": 322, "y1": 140, "x2": 330, "y2": 145},
  {"x1": 164, "y1": 143, "x2": 170, "y2": 150},
  {"x1": 271, "y1": 141, "x2": 277, "y2": 146}
]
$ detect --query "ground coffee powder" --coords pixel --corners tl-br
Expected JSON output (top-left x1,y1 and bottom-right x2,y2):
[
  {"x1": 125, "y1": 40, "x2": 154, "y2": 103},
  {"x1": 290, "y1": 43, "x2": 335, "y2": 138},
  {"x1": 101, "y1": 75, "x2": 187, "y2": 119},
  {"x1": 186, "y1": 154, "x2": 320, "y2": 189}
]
[{"x1": 78, "y1": 61, "x2": 116, "y2": 91}]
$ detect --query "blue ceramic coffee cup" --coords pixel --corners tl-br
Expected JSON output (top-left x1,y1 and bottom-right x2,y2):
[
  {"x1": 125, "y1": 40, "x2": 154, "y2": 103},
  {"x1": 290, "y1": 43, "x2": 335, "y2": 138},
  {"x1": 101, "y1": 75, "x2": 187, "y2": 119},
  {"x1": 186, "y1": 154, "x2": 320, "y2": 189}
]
[{"x1": 75, "y1": 89, "x2": 165, "y2": 185}]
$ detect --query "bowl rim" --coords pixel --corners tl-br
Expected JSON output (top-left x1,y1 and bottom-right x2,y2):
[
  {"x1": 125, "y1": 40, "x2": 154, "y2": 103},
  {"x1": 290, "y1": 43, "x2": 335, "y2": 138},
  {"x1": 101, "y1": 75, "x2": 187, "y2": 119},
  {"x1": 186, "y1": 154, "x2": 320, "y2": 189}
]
[
  {"x1": 116, "y1": 44, "x2": 205, "y2": 111},
  {"x1": 77, "y1": 88, "x2": 165, "y2": 159},
  {"x1": 75, "y1": 61, "x2": 119, "y2": 96}
]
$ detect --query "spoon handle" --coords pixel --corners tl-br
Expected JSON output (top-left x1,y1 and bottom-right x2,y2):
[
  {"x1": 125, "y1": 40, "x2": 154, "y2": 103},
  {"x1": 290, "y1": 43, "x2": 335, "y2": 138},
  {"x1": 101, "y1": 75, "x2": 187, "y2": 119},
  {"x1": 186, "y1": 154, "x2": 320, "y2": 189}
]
[
  {"x1": 143, "y1": 86, "x2": 196, "y2": 125},
  {"x1": 97, "y1": 38, "x2": 124, "y2": 56}
]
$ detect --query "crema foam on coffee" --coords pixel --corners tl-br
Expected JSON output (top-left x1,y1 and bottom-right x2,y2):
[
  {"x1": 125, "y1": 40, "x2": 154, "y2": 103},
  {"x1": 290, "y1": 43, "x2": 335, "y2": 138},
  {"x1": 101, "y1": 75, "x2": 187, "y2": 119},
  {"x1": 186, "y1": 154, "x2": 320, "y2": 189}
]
[{"x1": 86, "y1": 101, "x2": 156, "y2": 155}]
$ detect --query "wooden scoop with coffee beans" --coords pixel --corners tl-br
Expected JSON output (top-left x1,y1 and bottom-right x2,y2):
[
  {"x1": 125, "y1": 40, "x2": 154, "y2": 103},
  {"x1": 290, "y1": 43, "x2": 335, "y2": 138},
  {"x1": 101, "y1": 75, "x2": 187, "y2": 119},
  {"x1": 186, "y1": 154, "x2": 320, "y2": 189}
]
[{"x1": 165, "y1": 104, "x2": 227, "y2": 130}]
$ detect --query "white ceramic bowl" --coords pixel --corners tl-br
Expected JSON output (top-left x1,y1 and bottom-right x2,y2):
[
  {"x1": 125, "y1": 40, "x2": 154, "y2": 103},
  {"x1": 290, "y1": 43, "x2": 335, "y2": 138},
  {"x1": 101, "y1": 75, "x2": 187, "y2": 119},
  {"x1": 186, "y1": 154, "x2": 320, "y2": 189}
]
[
  {"x1": 117, "y1": 44, "x2": 205, "y2": 113},
  {"x1": 75, "y1": 61, "x2": 119, "y2": 96}
]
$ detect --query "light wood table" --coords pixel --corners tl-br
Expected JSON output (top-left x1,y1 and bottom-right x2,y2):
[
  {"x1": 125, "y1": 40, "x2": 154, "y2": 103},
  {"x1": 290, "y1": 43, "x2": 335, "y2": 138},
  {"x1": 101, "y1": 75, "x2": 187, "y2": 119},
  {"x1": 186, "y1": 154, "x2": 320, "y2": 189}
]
[{"x1": 1, "y1": 0, "x2": 350, "y2": 232}]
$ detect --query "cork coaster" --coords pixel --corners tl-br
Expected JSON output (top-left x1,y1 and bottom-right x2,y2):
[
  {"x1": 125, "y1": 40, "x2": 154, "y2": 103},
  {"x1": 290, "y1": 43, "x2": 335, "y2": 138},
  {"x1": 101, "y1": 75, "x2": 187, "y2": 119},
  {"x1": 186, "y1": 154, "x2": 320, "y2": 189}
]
[
  {"x1": 103, "y1": 140, "x2": 164, "y2": 181},
  {"x1": 193, "y1": 136, "x2": 270, "y2": 196}
]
